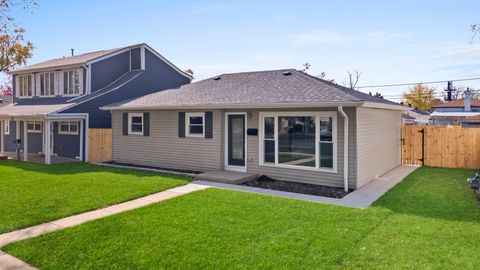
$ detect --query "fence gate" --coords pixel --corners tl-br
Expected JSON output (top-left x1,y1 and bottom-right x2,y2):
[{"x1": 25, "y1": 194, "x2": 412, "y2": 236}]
[
  {"x1": 88, "y1": 128, "x2": 112, "y2": 162},
  {"x1": 402, "y1": 125, "x2": 480, "y2": 169}
]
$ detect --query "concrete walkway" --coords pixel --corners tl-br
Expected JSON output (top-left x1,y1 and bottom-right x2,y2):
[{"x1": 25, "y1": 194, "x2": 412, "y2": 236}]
[
  {"x1": 194, "y1": 165, "x2": 419, "y2": 208},
  {"x1": 0, "y1": 183, "x2": 209, "y2": 270}
]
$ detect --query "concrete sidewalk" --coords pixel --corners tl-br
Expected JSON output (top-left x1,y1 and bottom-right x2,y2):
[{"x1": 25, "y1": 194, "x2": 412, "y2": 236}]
[
  {"x1": 0, "y1": 183, "x2": 209, "y2": 270},
  {"x1": 194, "y1": 165, "x2": 419, "y2": 208}
]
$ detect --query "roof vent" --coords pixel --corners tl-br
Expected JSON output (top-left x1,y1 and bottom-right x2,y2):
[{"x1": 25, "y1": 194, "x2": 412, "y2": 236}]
[
  {"x1": 282, "y1": 71, "x2": 292, "y2": 76},
  {"x1": 213, "y1": 76, "x2": 221, "y2": 81}
]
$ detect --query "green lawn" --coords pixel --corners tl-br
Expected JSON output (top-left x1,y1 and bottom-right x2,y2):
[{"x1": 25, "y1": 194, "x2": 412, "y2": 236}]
[
  {"x1": 4, "y1": 166, "x2": 480, "y2": 269},
  {"x1": 0, "y1": 160, "x2": 190, "y2": 233}
]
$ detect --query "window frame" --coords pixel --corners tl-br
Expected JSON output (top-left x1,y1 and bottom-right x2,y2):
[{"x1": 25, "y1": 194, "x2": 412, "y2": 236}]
[
  {"x1": 3, "y1": 120, "x2": 9, "y2": 135},
  {"x1": 258, "y1": 111, "x2": 338, "y2": 173},
  {"x1": 38, "y1": 72, "x2": 56, "y2": 97},
  {"x1": 58, "y1": 121, "x2": 79, "y2": 135},
  {"x1": 62, "y1": 69, "x2": 83, "y2": 97},
  {"x1": 185, "y1": 112, "x2": 205, "y2": 138},
  {"x1": 26, "y1": 121, "x2": 42, "y2": 133},
  {"x1": 17, "y1": 74, "x2": 33, "y2": 98},
  {"x1": 128, "y1": 113, "x2": 144, "y2": 135}
]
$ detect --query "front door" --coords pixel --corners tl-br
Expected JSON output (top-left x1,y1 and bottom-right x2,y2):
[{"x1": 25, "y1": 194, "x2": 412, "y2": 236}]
[{"x1": 226, "y1": 113, "x2": 246, "y2": 171}]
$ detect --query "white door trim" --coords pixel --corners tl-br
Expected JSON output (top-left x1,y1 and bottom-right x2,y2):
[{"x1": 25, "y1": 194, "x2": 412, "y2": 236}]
[{"x1": 224, "y1": 112, "x2": 247, "y2": 172}]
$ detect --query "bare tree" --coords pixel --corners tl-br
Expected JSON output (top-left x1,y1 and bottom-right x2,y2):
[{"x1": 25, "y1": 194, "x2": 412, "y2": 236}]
[
  {"x1": 443, "y1": 85, "x2": 479, "y2": 101},
  {"x1": 298, "y1": 63, "x2": 335, "y2": 83},
  {"x1": 343, "y1": 70, "x2": 362, "y2": 90}
]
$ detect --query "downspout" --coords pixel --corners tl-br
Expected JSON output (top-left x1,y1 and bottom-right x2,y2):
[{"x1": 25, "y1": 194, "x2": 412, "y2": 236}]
[{"x1": 338, "y1": 106, "x2": 349, "y2": 192}]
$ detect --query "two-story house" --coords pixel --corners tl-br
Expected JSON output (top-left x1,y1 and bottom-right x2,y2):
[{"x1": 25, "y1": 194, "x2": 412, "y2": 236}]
[{"x1": 0, "y1": 43, "x2": 192, "y2": 164}]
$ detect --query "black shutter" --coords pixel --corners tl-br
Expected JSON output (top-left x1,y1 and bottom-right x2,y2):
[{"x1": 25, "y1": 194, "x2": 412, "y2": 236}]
[
  {"x1": 178, "y1": 112, "x2": 185, "y2": 137},
  {"x1": 122, "y1": 112, "x2": 128, "y2": 136},
  {"x1": 205, "y1": 111, "x2": 213, "y2": 138},
  {"x1": 143, "y1": 112, "x2": 150, "y2": 136}
]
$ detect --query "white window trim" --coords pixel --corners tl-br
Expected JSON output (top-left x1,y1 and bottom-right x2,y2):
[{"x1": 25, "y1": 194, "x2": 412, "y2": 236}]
[
  {"x1": 258, "y1": 111, "x2": 338, "y2": 173},
  {"x1": 17, "y1": 74, "x2": 34, "y2": 99},
  {"x1": 62, "y1": 69, "x2": 83, "y2": 97},
  {"x1": 58, "y1": 121, "x2": 79, "y2": 135},
  {"x1": 185, "y1": 112, "x2": 205, "y2": 138},
  {"x1": 4, "y1": 120, "x2": 9, "y2": 135},
  {"x1": 37, "y1": 72, "x2": 57, "y2": 97},
  {"x1": 128, "y1": 113, "x2": 144, "y2": 135},
  {"x1": 26, "y1": 121, "x2": 42, "y2": 133}
]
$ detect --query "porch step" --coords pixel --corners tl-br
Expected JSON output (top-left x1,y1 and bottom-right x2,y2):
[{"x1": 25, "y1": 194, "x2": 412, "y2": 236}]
[{"x1": 194, "y1": 171, "x2": 259, "y2": 185}]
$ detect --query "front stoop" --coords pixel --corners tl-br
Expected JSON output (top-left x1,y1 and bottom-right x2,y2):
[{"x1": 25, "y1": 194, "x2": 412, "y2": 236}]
[{"x1": 194, "y1": 171, "x2": 259, "y2": 184}]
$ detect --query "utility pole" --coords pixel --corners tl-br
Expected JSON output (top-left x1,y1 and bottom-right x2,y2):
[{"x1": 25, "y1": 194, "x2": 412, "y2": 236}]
[{"x1": 445, "y1": 81, "x2": 454, "y2": 101}]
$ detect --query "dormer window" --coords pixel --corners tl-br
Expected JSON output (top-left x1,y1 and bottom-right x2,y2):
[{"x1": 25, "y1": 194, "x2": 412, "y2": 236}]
[
  {"x1": 17, "y1": 75, "x2": 33, "y2": 97},
  {"x1": 39, "y1": 72, "x2": 55, "y2": 96},
  {"x1": 63, "y1": 69, "x2": 83, "y2": 96}
]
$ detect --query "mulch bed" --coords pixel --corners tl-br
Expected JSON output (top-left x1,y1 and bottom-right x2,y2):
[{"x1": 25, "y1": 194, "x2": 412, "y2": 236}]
[{"x1": 242, "y1": 175, "x2": 351, "y2": 199}]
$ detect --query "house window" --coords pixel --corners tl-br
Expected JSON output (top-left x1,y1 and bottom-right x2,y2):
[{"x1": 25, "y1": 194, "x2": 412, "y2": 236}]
[
  {"x1": 186, "y1": 112, "x2": 204, "y2": 137},
  {"x1": 58, "y1": 121, "x2": 79, "y2": 135},
  {"x1": 39, "y1": 72, "x2": 55, "y2": 96},
  {"x1": 18, "y1": 75, "x2": 32, "y2": 97},
  {"x1": 26, "y1": 121, "x2": 42, "y2": 133},
  {"x1": 260, "y1": 112, "x2": 337, "y2": 172},
  {"x1": 63, "y1": 69, "x2": 82, "y2": 96},
  {"x1": 3, "y1": 120, "x2": 9, "y2": 135},
  {"x1": 128, "y1": 113, "x2": 143, "y2": 135}
]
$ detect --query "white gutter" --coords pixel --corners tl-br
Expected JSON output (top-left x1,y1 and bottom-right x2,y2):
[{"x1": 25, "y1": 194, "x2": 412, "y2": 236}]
[{"x1": 337, "y1": 106, "x2": 349, "y2": 192}]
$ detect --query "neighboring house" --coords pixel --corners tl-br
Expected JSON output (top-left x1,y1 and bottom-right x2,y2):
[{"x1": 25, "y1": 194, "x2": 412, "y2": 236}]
[
  {"x1": 460, "y1": 115, "x2": 480, "y2": 128},
  {"x1": 402, "y1": 108, "x2": 430, "y2": 125},
  {"x1": 102, "y1": 69, "x2": 406, "y2": 190},
  {"x1": 402, "y1": 113, "x2": 416, "y2": 125},
  {"x1": 0, "y1": 95, "x2": 12, "y2": 107},
  {"x1": 0, "y1": 43, "x2": 192, "y2": 163},
  {"x1": 430, "y1": 91, "x2": 480, "y2": 125}
]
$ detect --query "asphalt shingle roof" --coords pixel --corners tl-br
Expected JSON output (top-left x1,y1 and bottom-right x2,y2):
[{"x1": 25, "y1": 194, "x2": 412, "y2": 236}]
[
  {"x1": 10, "y1": 48, "x2": 120, "y2": 73},
  {"x1": 434, "y1": 98, "x2": 480, "y2": 108},
  {"x1": 105, "y1": 69, "x2": 399, "y2": 109}
]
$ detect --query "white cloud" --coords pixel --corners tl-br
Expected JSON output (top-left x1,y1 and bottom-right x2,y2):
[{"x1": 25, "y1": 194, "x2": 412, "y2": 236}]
[
  {"x1": 289, "y1": 30, "x2": 411, "y2": 45},
  {"x1": 252, "y1": 51, "x2": 292, "y2": 63}
]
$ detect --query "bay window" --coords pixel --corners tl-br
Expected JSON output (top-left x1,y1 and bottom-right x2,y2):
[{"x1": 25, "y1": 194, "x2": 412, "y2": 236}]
[{"x1": 260, "y1": 112, "x2": 337, "y2": 172}]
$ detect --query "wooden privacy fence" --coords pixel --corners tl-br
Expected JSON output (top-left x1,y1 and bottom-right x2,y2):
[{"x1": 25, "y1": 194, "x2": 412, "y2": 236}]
[
  {"x1": 88, "y1": 128, "x2": 112, "y2": 162},
  {"x1": 402, "y1": 125, "x2": 480, "y2": 169}
]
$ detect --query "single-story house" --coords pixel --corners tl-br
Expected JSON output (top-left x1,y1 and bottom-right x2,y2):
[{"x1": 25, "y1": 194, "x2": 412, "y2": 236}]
[
  {"x1": 402, "y1": 108, "x2": 430, "y2": 125},
  {"x1": 430, "y1": 91, "x2": 480, "y2": 125},
  {"x1": 102, "y1": 69, "x2": 406, "y2": 190}
]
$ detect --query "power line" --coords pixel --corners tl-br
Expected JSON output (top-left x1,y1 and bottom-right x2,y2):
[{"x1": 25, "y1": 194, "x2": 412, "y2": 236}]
[{"x1": 357, "y1": 77, "x2": 480, "y2": 89}]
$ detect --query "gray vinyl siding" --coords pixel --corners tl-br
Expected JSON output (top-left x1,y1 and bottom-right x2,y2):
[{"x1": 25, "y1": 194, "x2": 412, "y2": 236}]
[
  {"x1": 90, "y1": 51, "x2": 130, "y2": 92},
  {"x1": 62, "y1": 49, "x2": 191, "y2": 128},
  {"x1": 112, "y1": 110, "x2": 222, "y2": 172},
  {"x1": 232, "y1": 108, "x2": 357, "y2": 189},
  {"x1": 356, "y1": 107, "x2": 402, "y2": 188},
  {"x1": 112, "y1": 107, "x2": 357, "y2": 189}
]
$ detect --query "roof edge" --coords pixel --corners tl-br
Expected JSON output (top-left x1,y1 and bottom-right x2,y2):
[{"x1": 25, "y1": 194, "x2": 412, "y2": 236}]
[
  {"x1": 362, "y1": 102, "x2": 408, "y2": 111},
  {"x1": 100, "y1": 101, "x2": 364, "y2": 111}
]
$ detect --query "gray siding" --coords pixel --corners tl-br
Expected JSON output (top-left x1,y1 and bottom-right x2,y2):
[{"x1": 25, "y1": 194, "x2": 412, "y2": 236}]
[
  {"x1": 112, "y1": 110, "x2": 222, "y2": 172},
  {"x1": 356, "y1": 107, "x2": 402, "y2": 188},
  {"x1": 236, "y1": 108, "x2": 357, "y2": 189},
  {"x1": 62, "y1": 49, "x2": 191, "y2": 128},
  {"x1": 90, "y1": 51, "x2": 130, "y2": 91},
  {"x1": 112, "y1": 107, "x2": 357, "y2": 189}
]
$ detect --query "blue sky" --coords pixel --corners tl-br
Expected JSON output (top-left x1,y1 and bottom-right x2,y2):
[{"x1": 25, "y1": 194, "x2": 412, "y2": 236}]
[{"x1": 12, "y1": 0, "x2": 480, "y2": 100}]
